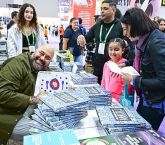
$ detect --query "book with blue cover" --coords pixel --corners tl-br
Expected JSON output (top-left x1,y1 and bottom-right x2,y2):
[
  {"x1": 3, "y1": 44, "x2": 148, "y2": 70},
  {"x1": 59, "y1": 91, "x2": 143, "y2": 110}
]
[
  {"x1": 24, "y1": 129, "x2": 80, "y2": 145},
  {"x1": 96, "y1": 106, "x2": 151, "y2": 132},
  {"x1": 40, "y1": 92, "x2": 90, "y2": 112}
]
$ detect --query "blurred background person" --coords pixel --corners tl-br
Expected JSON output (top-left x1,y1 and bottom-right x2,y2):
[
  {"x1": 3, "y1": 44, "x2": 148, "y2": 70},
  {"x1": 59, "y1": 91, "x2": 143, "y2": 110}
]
[
  {"x1": 7, "y1": 11, "x2": 18, "y2": 30},
  {"x1": 79, "y1": 17, "x2": 87, "y2": 36},
  {"x1": 7, "y1": 3, "x2": 46, "y2": 58},
  {"x1": 63, "y1": 17, "x2": 84, "y2": 63},
  {"x1": 157, "y1": 18, "x2": 165, "y2": 33}
]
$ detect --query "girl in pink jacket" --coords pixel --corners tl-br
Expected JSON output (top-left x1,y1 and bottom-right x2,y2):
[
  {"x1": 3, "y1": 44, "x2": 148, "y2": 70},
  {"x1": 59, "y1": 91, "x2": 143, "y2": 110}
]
[{"x1": 101, "y1": 38, "x2": 130, "y2": 102}]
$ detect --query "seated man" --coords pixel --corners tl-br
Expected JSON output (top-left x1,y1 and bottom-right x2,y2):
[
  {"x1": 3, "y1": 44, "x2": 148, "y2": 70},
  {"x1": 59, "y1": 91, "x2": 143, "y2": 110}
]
[{"x1": 0, "y1": 44, "x2": 54, "y2": 145}]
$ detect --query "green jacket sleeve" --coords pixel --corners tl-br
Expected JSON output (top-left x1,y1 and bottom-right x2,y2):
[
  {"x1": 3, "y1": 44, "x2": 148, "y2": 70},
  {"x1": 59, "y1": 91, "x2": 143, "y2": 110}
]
[{"x1": 0, "y1": 57, "x2": 30, "y2": 110}]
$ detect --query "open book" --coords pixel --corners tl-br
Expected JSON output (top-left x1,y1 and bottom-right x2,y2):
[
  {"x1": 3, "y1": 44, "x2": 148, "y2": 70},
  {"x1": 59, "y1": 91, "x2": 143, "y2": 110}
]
[{"x1": 107, "y1": 61, "x2": 140, "y2": 76}]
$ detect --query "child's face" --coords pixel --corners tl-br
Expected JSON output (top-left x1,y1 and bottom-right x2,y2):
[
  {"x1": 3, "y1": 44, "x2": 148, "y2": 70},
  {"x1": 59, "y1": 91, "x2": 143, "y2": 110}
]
[{"x1": 108, "y1": 42, "x2": 124, "y2": 63}]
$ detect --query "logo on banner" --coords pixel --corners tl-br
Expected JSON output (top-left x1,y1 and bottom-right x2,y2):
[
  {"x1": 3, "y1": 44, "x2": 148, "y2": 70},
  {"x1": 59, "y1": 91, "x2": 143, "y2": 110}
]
[
  {"x1": 50, "y1": 78, "x2": 60, "y2": 90},
  {"x1": 162, "y1": 0, "x2": 165, "y2": 6}
]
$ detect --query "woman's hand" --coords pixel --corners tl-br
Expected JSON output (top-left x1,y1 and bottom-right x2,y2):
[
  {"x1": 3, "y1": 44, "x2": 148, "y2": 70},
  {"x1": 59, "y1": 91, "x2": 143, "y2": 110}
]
[
  {"x1": 121, "y1": 73, "x2": 133, "y2": 84},
  {"x1": 77, "y1": 35, "x2": 86, "y2": 47}
]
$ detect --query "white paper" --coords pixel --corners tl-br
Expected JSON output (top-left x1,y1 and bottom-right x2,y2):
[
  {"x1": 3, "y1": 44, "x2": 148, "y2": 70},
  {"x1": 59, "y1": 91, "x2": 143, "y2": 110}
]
[{"x1": 107, "y1": 61, "x2": 140, "y2": 76}]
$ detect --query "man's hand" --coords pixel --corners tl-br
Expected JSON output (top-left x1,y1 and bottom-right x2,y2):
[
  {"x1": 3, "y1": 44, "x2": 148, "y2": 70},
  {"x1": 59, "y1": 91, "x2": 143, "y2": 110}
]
[
  {"x1": 29, "y1": 91, "x2": 46, "y2": 105},
  {"x1": 77, "y1": 35, "x2": 86, "y2": 47}
]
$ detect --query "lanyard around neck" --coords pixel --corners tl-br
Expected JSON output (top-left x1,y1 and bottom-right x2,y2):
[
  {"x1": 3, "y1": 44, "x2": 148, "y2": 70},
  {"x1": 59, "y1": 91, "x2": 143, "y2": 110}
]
[
  {"x1": 23, "y1": 28, "x2": 35, "y2": 46},
  {"x1": 100, "y1": 24, "x2": 115, "y2": 43}
]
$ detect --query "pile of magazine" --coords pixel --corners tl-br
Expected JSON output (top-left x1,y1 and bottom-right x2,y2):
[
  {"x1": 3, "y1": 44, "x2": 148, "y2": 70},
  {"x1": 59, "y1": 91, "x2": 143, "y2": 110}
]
[
  {"x1": 29, "y1": 91, "x2": 90, "y2": 134},
  {"x1": 49, "y1": 61, "x2": 62, "y2": 72},
  {"x1": 71, "y1": 73, "x2": 98, "y2": 85},
  {"x1": 96, "y1": 106, "x2": 152, "y2": 134},
  {"x1": 62, "y1": 62, "x2": 84, "y2": 72},
  {"x1": 0, "y1": 41, "x2": 8, "y2": 64},
  {"x1": 56, "y1": 50, "x2": 70, "y2": 70},
  {"x1": 71, "y1": 86, "x2": 112, "y2": 109}
]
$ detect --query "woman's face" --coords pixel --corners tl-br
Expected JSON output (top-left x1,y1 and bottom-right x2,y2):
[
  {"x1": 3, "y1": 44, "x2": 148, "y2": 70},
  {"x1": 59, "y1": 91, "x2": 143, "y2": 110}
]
[
  {"x1": 121, "y1": 23, "x2": 131, "y2": 38},
  {"x1": 121, "y1": 23, "x2": 139, "y2": 41},
  {"x1": 24, "y1": 6, "x2": 34, "y2": 22},
  {"x1": 159, "y1": 20, "x2": 165, "y2": 31},
  {"x1": 71, "y1": 19, "x2": 79, "y2": 30}
]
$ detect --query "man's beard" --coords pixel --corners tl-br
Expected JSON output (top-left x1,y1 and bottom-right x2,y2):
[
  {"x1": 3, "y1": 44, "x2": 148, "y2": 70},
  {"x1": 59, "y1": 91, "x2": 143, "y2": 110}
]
[{"x1": 32, "y1": 59, "x2": 46, "y2": 71}]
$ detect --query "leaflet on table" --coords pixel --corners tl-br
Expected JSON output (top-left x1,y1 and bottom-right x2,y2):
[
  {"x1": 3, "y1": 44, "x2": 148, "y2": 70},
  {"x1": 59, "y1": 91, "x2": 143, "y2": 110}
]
[{"x1": 107, "y1": 61, "x2": 140, "y2": 76}]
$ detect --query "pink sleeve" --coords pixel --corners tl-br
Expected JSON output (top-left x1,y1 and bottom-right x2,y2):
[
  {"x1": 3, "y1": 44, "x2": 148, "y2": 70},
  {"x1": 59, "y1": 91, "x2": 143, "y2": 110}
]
[{"x1": 101, "y1": 63, "x2": 108, "y2": 88}]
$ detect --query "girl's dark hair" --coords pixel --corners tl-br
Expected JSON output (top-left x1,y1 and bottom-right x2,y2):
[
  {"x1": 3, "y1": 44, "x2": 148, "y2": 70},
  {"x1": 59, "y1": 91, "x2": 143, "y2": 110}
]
[
  {"x1": 121, "y1": 8, "x2": 158, "y2": 37},
  {"x1": 18, "y1": 3, "x2": 37, "y2": 30},
  {"x1": 109, "y1": 38, "x2": 130, "y2": 59}
]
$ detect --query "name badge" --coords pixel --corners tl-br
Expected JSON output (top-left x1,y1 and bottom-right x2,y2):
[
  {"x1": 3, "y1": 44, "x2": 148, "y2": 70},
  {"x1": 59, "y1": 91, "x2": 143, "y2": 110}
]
[
  {"x1": 98, "y1": 43, "x2": 105, "y2": 54},
  {"x1": 29, "y1": 46, "x2": 35, "y2": 53}
]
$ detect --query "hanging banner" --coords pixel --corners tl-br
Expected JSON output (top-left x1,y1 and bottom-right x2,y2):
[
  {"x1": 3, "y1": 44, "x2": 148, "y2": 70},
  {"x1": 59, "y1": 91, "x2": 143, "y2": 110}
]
[
  {"x1": 58, "y1": 0, "x2": 73, "y2": 22},
  {"x1": 73, "y1": 0, "x2": 96, "y2": 30}
]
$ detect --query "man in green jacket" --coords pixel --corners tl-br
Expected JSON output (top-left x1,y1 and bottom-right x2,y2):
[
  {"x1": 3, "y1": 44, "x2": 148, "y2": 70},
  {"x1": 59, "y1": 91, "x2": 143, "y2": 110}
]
[{"x1": 0, "y1": 44, "x2": 54, "y2": 145}]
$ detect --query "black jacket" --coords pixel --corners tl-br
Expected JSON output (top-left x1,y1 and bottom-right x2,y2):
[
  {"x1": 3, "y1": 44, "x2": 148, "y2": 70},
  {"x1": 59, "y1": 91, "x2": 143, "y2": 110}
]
[{"x1": 135, "y1": 29, "x2": 165, "y2": 104}]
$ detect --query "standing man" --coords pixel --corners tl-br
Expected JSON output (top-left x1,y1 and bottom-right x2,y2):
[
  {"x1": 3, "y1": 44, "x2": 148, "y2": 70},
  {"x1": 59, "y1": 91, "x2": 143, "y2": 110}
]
[
  {"x1": 0, "y1": 44, "x2": 54, "y2": 145},
  {"x1": 78, "y1": 0, "x2": 123, "y2": 84},
  {"x1": 7, "y1": 11, "x2": 18, "y2": 30}
]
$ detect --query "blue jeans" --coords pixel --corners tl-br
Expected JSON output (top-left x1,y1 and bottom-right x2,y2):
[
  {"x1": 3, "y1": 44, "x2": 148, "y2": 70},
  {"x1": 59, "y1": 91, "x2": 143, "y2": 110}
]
[{"x1": 74, "y1": 55, "x2": 83, "y2": 64}]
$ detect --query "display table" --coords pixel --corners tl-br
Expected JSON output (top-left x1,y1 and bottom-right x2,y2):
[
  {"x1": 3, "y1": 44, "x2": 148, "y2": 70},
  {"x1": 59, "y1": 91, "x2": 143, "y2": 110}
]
[{"x1": 74, "y1": 110, "x2": 106, "y2": 140}]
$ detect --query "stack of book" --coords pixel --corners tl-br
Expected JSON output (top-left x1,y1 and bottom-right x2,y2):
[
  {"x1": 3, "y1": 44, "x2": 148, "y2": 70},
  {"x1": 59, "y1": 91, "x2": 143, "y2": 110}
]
[
  {"x1": 96, "y1": 106, "x2": 152, "y2": 134},
  {"x1": 49, "y1": 61, "x2": 62, "y2": 72},
  {"x1": 62, "y1": 62, "x2": 84, "y2": 72},
  {"x1": 30, "y1": 92, "x2": 90, "y2": 134},
  {"x1": 56, "y1": 50, "x2": 70, "y2": 70},
  {"x1": 71, "y1": 73, "x2": 98, "y2": 85},
  {"x1": 71, "y1": 86, "x2": 112, "y2": 109},
  {"x1": 0, "y1": 41, "x2": 8, "y2": 64}
]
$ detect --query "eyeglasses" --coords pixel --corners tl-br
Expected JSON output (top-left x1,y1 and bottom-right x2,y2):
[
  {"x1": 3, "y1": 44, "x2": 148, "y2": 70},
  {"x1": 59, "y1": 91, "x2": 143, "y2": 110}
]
[{"x1": 72, "y1": 21, "x2": 79, "y2": 24}]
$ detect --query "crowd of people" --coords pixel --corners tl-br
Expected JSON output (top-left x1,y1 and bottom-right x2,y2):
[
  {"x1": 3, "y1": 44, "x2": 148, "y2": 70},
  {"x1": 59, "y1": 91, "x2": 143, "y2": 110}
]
[{"x1": 0, "y1": 0, "x2": 165, "y2": 145}]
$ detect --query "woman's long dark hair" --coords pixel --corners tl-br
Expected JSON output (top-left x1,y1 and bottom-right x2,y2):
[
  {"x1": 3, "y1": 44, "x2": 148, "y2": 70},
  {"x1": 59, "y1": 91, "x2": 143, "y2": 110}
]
[
  {"x1": 18, "y1": 3, "x2": 38, "y2": 30},
  {"x1": 121, "y1": 8, "x2": 158, "y2": 38}
]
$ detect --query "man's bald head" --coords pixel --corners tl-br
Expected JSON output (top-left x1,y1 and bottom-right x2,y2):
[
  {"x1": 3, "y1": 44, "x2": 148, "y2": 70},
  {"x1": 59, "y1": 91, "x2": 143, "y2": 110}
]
[
  {"x1": 36, "y1": 44, "x2": 54, "y2": 60},
  {"x1": 32, "y1": 44, "x2": 55, "y2": 71}
]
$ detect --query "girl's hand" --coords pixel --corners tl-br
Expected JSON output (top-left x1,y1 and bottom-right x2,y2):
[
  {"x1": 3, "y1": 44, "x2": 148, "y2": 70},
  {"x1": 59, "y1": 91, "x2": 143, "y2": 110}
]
[
  {"x1": 121, "y1": 73, "x2": 132, "y2": 84},
  {"x1": 118, "y1": 63, "x2": 126, "y2": 68}
]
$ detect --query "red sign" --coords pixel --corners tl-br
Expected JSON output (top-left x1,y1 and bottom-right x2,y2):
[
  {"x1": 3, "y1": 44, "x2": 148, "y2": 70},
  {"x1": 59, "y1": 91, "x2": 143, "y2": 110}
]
[{"x1": 73, "y1": 0, "x2": 96, "y2": 30}]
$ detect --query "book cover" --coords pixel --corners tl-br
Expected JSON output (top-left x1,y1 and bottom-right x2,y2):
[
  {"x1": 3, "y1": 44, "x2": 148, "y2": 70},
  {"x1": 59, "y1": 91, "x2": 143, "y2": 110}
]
[
  {"x1": 34, "y1": 71, "x2": 71, "y2": 96},
  {"x1": 24, "y1": 129, "x2": 80, "y2": 145},
  {"x1": 80, "y1": 129, "x2": 165, "y2": 145}
]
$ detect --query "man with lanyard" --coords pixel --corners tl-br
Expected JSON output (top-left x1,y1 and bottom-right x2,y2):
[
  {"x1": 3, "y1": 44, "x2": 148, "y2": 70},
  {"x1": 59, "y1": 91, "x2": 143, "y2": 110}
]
[{"x1": 77, "y1": 0, "x2": 123, "y2": 84}]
